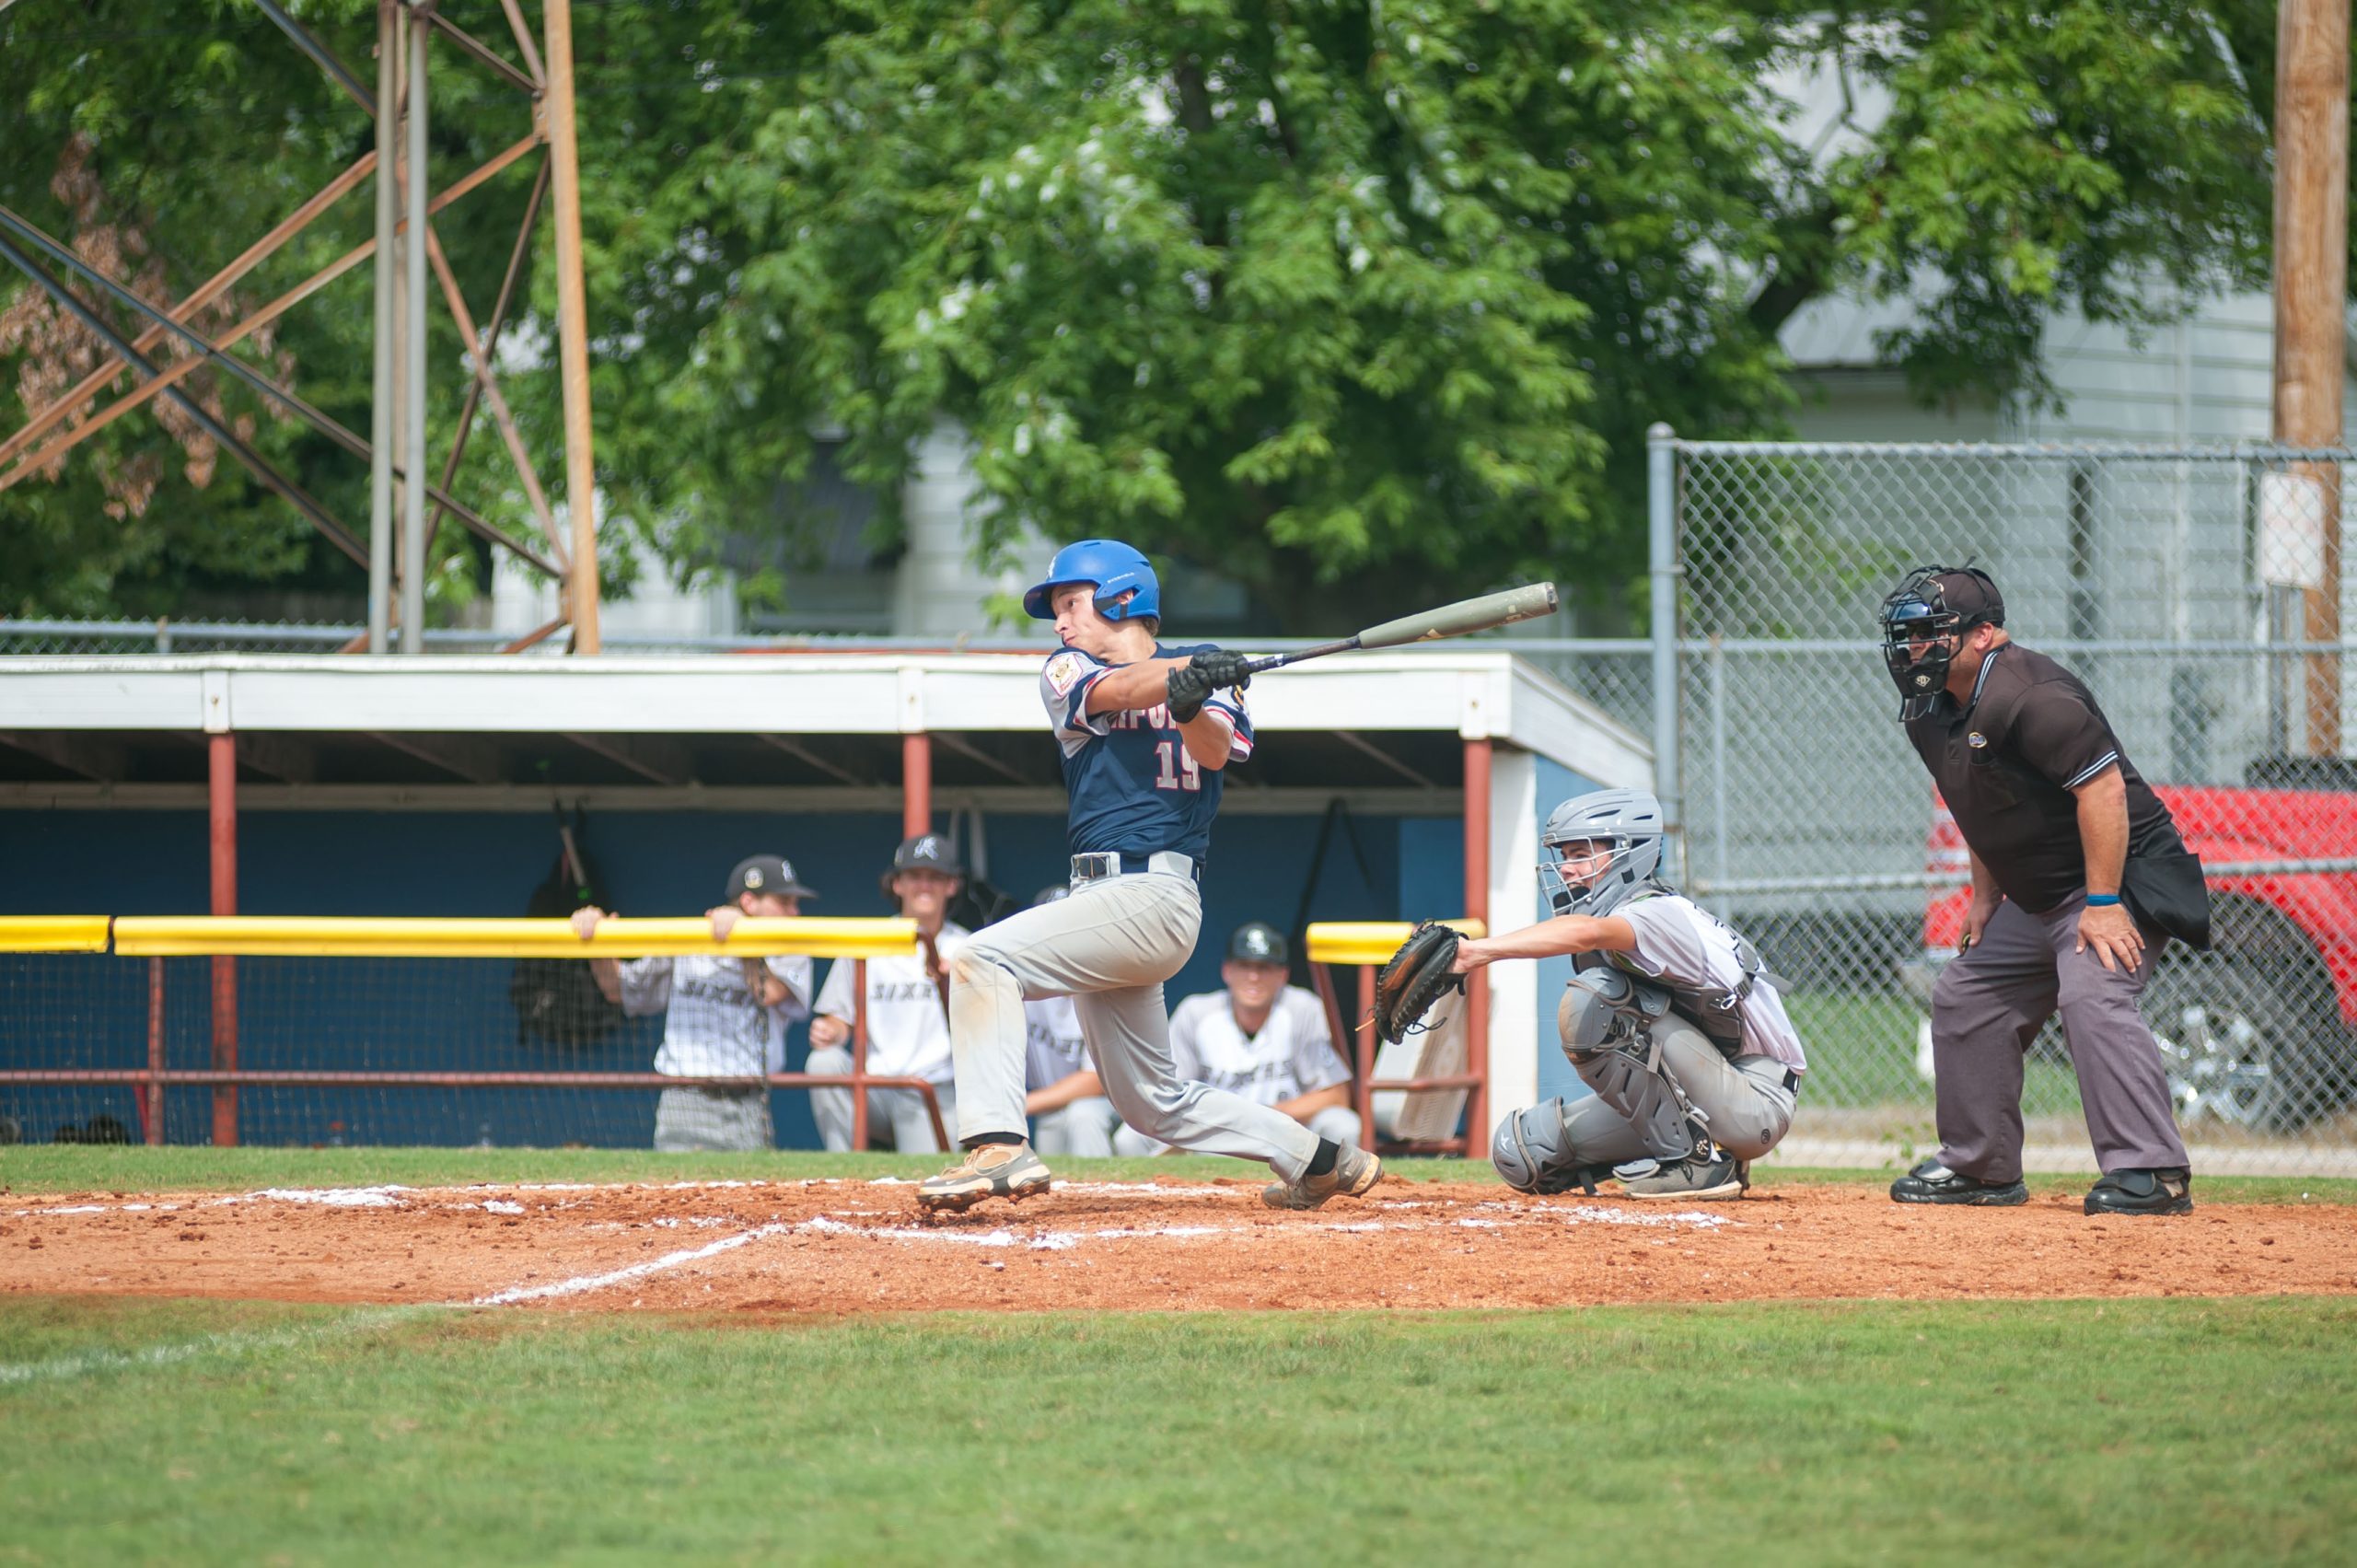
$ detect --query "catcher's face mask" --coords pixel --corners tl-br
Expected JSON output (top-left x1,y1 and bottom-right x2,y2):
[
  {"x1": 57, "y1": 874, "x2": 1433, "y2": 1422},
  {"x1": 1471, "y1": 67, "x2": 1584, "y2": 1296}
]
[{"x1": 1540, "y1": 839, "x2": 1637, "y2": 918}]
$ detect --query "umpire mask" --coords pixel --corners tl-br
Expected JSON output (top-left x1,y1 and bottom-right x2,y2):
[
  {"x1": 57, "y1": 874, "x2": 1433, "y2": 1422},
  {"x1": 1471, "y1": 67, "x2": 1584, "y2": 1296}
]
[{"x1": 1879, "y1": 565, "x2": 2003, "y2": 721}]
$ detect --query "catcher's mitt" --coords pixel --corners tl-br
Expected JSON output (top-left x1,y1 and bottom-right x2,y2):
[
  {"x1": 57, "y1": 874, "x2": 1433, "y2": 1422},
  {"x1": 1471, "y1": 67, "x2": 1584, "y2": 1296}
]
[{"x1": 1372, "y1": 920, "x2": 1467, "y2": 1044}]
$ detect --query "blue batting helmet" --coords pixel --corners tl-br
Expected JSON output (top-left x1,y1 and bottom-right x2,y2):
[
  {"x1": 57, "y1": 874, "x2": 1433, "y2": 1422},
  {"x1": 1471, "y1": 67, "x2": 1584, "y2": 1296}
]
[{"x1": 1023, "y1": 540, "x2": 1160, "y2": 621}]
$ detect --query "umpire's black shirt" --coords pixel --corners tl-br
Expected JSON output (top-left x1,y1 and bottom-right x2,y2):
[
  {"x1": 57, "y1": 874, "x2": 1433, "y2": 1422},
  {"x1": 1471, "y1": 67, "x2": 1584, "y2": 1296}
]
[{"x1": 1903, "y1": 643, "x2": 2181, "y2": 914}]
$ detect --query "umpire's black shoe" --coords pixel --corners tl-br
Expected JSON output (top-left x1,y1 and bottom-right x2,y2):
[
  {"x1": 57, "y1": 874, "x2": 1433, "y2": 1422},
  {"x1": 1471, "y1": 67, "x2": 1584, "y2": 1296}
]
[
  {"x1": 1888, "y1": 1158, "x2": 2027, "y2": 1206},
  {"x1": 2084, "y1": 1167, "x2": 2193, "y2": 1216}
]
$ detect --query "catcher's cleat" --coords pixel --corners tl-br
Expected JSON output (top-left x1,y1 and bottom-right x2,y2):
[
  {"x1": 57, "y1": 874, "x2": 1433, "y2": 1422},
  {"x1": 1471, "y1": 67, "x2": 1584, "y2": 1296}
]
[
  {"x1": 1887, "y1": 1157, "x2": 2027, "y2": 1206},
  {"x1": 1261, "y1": 1144, "x2": 1384, "y2": 1211},
  {"x1": 1618, "y1": 1141, "x2": 1749, "y2": 1201},
  {"x1": 915, "y1": 1141, "x2": 1053, "y2": 1214},
  {"x1": 2083, "y1": 1166, "x2": 2192, "y2": 1216}
]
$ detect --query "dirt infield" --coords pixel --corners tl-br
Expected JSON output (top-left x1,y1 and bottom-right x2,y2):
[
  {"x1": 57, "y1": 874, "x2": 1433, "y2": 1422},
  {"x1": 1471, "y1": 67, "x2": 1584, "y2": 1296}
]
[{"x1": 5, "y1": 1176, "x2": 2352, "y2": 1313}]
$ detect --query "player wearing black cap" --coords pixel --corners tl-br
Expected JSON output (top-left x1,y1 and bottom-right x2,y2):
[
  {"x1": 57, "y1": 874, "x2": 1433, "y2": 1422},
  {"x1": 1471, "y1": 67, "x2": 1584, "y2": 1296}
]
[
  {"x1": 571, "y1": 854, "x2": 818, "y2": 1151},
  {"x1": 807, "y1": 834, "x2": 966, "y2": 1152},
  {"x1": 1880, "y1": 565, "x2": 2200, "y2": 1214},
  {"x1": 1115, "y1": 922, "x2": 1361, "y2": 1156}
]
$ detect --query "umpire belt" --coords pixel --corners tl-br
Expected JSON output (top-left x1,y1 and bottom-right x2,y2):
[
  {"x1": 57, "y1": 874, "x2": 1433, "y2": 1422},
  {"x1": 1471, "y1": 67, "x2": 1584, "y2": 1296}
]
[{"x1": 1071, "y1": 850, "x2": 1200, "y2": 887}]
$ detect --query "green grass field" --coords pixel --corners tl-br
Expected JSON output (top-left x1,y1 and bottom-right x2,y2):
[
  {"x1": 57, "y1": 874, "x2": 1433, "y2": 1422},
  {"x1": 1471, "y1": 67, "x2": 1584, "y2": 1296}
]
[{"x1": 6, "y1": 1151, "x2": 2355, "y2": 1565}]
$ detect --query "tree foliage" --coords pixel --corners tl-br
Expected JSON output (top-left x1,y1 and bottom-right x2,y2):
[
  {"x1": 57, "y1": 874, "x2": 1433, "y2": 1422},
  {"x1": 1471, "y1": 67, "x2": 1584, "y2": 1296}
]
[{"x1": 0, "y1": 2, "x2": 2317, "y2": 630}]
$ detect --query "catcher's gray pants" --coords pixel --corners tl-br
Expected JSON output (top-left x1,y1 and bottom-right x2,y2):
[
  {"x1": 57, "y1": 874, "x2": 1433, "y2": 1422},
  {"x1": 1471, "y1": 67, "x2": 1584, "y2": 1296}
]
[
  {"x1": 1115, "y1": 1103, "x2": 1361, "y2": 1158},
  {"x1": 948, "y1": 868, "x2": 1321, "y2": 1181},
  {"x1": 1930, "y1": 893, "x2": 2190, "y2": 1183},
  {"x1": 1032, "y1": 1096, "x2": 1120, "y2": 1156},
  {"x1": 1557, "y1": 1042, "x2": 1797, "y2": 1167},
  {"x1": 653, "y1": 1086, "x2": 772, "y2": 1153},
  {"x1": 804, "y1": 1047, "x2": 957, "y2": 1153}
]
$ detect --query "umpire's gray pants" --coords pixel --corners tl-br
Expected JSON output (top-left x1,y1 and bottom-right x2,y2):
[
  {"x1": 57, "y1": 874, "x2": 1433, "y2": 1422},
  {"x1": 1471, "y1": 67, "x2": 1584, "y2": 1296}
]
[
  {"x1": 804, "y1": 1047, "x2": 957, "y2": 1153},
  {"x1": 1930, "y1": 893, "x2": 2190, "y2": 1183},
  {"x1": 949, "y1": 870, "x2": 1321, "y2": 1181}
]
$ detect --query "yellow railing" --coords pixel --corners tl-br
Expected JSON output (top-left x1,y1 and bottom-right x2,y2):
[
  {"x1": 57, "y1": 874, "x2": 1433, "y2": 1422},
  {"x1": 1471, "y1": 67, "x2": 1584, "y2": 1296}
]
[
  {"x1": 5, "y1": 916, "x2": 916, "y2": 959},
  {"x1": 1302, "y1": 918, "x2": 1484, "y2": 968},
  {"x1": 0, "y1": 915, "x2": 113, "y2": 953}
]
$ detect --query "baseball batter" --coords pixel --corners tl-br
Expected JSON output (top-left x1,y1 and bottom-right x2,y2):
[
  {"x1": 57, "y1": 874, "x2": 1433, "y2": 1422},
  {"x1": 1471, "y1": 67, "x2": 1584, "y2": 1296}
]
[
  {"x1": 916, "y1": 540, "x2": 1383, "y2": 1213},
  {"x1": 1464, "y1": 788, "x2": 1806, "y2": 1200},
  {"x1": 1115, "y1": 922, "x2": 1362, "y2": 1156},
  {"x1": 807, "y1": 834, "x2": 965, "y2": 1152},
  {"x1": 1021, "y1": 886, "x2": 1123, "y2": 1156}
]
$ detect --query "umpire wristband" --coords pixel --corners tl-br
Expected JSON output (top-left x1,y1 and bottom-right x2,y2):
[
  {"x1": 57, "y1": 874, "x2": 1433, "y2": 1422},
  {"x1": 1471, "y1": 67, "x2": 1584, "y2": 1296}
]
[{"x1": 2084, "y1": 892, "x2": 2122, "y2": 907}]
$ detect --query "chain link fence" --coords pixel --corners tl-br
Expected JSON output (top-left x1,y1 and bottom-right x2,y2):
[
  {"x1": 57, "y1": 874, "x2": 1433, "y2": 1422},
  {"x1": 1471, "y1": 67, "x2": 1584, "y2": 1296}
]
[{"x1": 1666, "y1": 436, "x2": 2357, "y2": 1176}]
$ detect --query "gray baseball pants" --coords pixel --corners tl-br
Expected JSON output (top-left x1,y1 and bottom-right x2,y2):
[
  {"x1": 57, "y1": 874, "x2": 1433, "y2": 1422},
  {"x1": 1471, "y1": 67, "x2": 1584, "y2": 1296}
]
[
  {"x1": 653, "y1": 1086, "x2": 772, "y2": 1153},
  {"x1": 948, "y1": 869, "x2": 1322, "y2": 1181},
  {"x1": 1033, "y1": 1097, "x2": 1120, "y2": 1156},
  {"x1": 1115, "y1": 1103, "x2": 1361, "y2": 1158},
  {"x1": 1557, "y1": 1044, "x2": 1798, "y2": 1167},
  {"x1": 803, "y1": 1047, "x2": 958, "y2": 1153},
  {"x1": 1929, "y1": 892, "x2": 2191, "y2": 1183}
]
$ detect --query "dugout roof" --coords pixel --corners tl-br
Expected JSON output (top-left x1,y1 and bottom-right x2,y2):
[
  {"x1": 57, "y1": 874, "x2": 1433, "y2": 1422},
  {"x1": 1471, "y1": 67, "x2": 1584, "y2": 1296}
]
[{"x1": 0, "y1": 651, "x2": 1649, "y2": 810}]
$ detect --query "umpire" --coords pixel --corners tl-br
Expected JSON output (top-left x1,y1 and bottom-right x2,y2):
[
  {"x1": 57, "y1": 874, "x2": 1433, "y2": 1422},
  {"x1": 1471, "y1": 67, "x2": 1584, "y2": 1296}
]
[{"x1": 1880, "y1": 566, "x2": 2203, "y2": 1215}]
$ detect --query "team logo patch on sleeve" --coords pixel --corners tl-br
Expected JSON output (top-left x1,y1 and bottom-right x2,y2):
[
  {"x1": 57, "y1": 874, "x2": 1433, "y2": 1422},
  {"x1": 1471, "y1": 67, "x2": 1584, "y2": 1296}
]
[{"x1": 1044, "y1": 651, "x2": 1087, "y2": 696}]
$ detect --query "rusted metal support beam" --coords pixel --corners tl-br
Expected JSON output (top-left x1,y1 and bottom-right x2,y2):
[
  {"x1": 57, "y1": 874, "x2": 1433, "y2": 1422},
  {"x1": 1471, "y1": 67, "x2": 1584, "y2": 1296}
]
[
  {"x1": 424, "y1": 223, "x2": 559, "y2": 559},
  {"x1": 755, "y1": 733, "x2": 868, "y2": 786},
  {"x1": 497, "y1": 0, "x2": 548, "y2": 88},
  {"x1": 250, "y1": 0, "x2": 375, "y2": 114},
  {"x1": 544, "y1": 0, "x2": 601, "y2": 653},
  {"x1": 932, "y1": 731, "x2": 1031, "y2": 784},
  {"x1": 501, "y1": 617, "x2": 568, "y2": 654},
  {"x1": 0, "y1": 203, "x2": 509, "y2": 565},
  {"x1": 0, "y1": 132, "x2": 540, "y2": 495},
  {"x1": 0, "y1": 151, "x2": 377, "y2": 473},
  {"x1": 428, "y1": 7, "x2": 537, "y2": 95},
  {"x1": 0, "y1": 227, "x2": 368, "y2": 565}
]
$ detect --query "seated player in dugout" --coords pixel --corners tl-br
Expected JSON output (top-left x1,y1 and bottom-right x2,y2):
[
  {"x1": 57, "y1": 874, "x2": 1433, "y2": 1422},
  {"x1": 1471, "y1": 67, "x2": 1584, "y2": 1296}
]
[
  {"x1": 1454, "y1": 789, "x2": 1807, "y2": 1200},
  {"x1": 572, "y1": 854, "x2": 816, "y2": 1153},
  {"x1": 1115, "y1": 922, "x2": 1363, "y2": 1156},
  {"x1": 1019, "y1": 885, "x2": 1124, "y2": 1156},
  {"x1": 806, "y1": 833, "x2": 966, "y2": 1153}
]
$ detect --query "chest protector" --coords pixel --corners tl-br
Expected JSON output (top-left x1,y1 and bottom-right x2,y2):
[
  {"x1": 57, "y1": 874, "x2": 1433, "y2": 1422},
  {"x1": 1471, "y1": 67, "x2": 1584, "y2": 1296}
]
[{"x1": 1568, "y1": 887, "x2": 1773, "y2": 1060}]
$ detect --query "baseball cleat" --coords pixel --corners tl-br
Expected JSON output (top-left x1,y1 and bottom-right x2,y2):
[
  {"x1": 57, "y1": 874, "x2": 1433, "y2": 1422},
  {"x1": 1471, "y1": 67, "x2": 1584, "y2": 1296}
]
[
  {"x1": 1888, "y1": 1157, "x2": 2027, "y2": 1206},
  {"x1": 915, "y1": 1141, "x2": 1053, "y2": 1214},
  {"x1": 1261, "y1": 1144, "x2": 1383, "y2": 1210},
  {"x1": 2083, "y1": 1167, "x2": 2193, "y2": 1215},
  {"x1": 1618, "y1": 1141, "x2": 1749, "y2": 1201}
]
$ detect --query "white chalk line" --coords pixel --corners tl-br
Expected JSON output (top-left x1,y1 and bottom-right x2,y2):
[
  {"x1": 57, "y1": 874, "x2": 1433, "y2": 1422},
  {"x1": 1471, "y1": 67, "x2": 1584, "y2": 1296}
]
[{"x1": 0, "y1": 1306, "x2": 436, "y2": 1387}]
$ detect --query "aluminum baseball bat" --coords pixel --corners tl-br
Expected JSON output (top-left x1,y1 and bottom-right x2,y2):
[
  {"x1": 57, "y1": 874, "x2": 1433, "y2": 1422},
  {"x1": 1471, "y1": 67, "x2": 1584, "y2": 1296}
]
[{"x1": 1237, "y1": 582, "x2": 1559, "y2": 674}]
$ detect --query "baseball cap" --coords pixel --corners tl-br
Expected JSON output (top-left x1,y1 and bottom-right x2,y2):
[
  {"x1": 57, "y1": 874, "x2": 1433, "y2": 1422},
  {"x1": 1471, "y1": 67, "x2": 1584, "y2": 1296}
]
[
  {"x1": 726, "y1": 854, "x2": 816, "y2": 902},
  {"x1": 879, "y1": 833, "x2": 962, "y2": 894},
  {"x1": 1927, "y1": 568, "x2": 2004, "y2": 630},
  {"x1": 1225, "y1": 922, "x2": 1288, "y2": 966}
]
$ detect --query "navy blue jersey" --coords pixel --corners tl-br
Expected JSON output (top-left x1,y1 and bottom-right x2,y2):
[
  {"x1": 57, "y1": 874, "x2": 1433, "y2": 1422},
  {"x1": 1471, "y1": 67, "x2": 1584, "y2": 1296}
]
[{"x1": 1039, "y1": 642, "x2": 1253, "y2": 863}]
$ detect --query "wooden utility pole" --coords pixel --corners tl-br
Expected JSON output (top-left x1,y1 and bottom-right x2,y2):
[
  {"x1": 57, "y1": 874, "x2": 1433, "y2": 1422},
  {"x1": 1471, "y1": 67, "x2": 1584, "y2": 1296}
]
[
  {"x1": 2273, "y1": 0, "x2": 2350, "y2": 754},
  {"x1": 543, "y1": 0, "x2": 601, "y2": 653}
]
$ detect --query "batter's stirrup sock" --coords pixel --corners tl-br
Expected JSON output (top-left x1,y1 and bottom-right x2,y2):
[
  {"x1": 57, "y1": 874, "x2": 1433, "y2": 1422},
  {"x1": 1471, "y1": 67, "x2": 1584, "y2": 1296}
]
[
  {"x1": 963, "y1": 1132, "x2": 1027, "y2": 1150},
  {"x1": 1306, "y1": 1139, "x2": 1340, "y2": 1179}
]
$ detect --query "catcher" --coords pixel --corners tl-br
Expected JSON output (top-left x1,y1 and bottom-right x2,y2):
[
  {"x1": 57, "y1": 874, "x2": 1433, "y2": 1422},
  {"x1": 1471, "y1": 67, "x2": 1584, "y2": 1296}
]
[{"x1": 1378, "y1": 787, "x2": 1806, "y2": 1200}]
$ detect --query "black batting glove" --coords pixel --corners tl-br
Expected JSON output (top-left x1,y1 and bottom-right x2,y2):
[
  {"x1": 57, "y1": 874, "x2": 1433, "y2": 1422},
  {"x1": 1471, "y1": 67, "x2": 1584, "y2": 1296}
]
[{"x1": 1166, "y1": 650, "x2": 1253, "y2": 723}]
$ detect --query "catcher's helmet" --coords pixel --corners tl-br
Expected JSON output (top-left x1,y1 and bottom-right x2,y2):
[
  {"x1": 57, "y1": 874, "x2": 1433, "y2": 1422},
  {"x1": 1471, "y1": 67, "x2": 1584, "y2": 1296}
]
[
  {"x1": 1539, "y1": 788, "x2": 1665, "y2": 919},
  {"x1": 1023, "y1": 540, "x2": 1160, "y2": 621},
  {"x1": 1878, "y1": 565, "x2": 2003, "y2": 720}
]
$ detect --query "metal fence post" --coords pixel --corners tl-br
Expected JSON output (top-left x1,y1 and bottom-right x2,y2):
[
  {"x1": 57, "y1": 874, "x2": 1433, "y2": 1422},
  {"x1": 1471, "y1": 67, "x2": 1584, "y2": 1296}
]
[{"x1": 1647, "y1": 422, "x2": 1682, "y2": 880}]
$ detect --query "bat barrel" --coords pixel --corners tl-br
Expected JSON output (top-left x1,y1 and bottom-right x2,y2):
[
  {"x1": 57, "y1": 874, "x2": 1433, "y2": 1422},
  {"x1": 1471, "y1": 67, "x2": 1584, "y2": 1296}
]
[{"x1": 1354, "y1": 583, "x2": 1558, "y2": 651}]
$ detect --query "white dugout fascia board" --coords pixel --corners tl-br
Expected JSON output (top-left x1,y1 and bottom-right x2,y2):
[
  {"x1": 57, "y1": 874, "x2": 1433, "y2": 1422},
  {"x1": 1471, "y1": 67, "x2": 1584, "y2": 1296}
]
[{"x1": 0, "y1": 653, "x2": 1653, "y2": 772}]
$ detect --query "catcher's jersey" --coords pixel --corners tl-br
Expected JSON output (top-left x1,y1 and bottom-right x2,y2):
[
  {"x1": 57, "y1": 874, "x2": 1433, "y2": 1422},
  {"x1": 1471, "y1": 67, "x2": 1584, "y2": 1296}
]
[
  {"x1": 1609, "y1": 896, "x2": 1807, "y2": 1072},
  {"x1": 619, "y1": 955, "x2": 813, "y2": 1076},
  {"x1": 1167, "y1": 986, "x2": 1350, "y2": 1107},
  {"x1": 1023, "y1": 994, "x2": 1089, "y2": 1090},
  {"x1": 810, "y1": 922, "x2": 967, "y2": 1084},
  {"x1": 1040, "y1": 644, "x2": 1252, "y2": 863}
]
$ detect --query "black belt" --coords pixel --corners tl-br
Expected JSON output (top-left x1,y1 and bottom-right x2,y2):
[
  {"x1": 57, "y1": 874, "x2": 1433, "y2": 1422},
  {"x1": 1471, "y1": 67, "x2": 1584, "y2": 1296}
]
[{"x1": 1784, "y1": 1069, "x2": 1801, "y2": 1094}]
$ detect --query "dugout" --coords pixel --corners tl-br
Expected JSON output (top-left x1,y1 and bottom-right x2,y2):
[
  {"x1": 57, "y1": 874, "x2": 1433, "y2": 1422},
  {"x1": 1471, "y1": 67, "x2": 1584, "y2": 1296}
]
[{"x1": 0, "y1": 651, "x2": 1649, "y2": 1150}]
